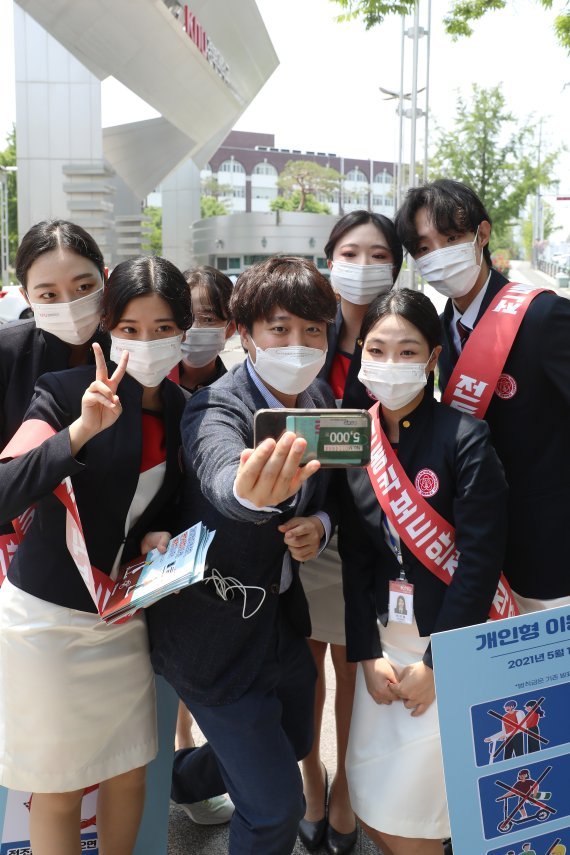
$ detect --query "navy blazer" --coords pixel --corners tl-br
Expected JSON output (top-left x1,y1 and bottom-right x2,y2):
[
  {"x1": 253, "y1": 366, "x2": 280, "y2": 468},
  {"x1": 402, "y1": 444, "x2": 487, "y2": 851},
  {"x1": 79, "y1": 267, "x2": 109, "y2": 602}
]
[
  {"x1": 0, "y1": 319, "x2": 109, "y2": 449},
  {"x1": 0, "y1": 367, "x2": 187, "y2": 612},
  {"x1": 319, "y1": 304, "x2": 373, "y2": 410},
  {"x1": 339, "y1": 391, "x2": 508, "y2": 668},
  {"x1": 147, "y1": 361, "x2": 336, "y2": 706},
  {"x1": 440, "y1": 269, "x2": 570, "y2": 599}
]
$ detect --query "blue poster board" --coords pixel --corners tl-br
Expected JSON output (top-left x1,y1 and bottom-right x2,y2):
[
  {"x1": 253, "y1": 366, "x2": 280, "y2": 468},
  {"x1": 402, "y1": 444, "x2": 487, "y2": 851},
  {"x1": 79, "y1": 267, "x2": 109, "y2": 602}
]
[
  {"x1": 0, "y1": 676, "x2": 178, "y2": 855},
  {"x1": 432, "y1": 605, "x2": 570, "y2": 855}
]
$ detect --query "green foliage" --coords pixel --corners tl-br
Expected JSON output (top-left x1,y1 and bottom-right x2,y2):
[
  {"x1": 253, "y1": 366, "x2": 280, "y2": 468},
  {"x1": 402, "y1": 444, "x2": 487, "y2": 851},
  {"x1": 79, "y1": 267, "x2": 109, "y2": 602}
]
[
  {"x1": 330, "y1": 0, "x2": 570, "y2": 52},
  {"x1": 270, "y1": 191, "x2": 331, "y2": 214},
  {"x1": 141, "y1": 206, "x2": 162, "y2": 255},
  {"x1": 201, "y1": 176, "x2": 232, "y2": 199},
  {"x1": 200, "y1": 176, "x2": 231, "y2": 217},
  {"x1": 200, "y1": 196, "x2": 230, "y2": 218},
  {"x1": 276, "y1": 160, "x2": 342, "y2": 212},
  {"x1": 331, "y1": 0, "x2": 415, "y2": 28},
  {"x1": 429, "y1": 85, "x2": 560, "y2": 249},
  {"x1": 0, "y1": 126, "x2": 18, "y2": 266}
]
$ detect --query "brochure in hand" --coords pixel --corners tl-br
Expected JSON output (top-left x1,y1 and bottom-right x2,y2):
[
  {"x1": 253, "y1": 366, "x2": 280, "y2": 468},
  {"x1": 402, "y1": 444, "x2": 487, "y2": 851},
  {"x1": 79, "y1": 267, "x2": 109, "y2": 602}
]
[{"x1": 101, "y1": 522, "x2": 215, "y2": 624}]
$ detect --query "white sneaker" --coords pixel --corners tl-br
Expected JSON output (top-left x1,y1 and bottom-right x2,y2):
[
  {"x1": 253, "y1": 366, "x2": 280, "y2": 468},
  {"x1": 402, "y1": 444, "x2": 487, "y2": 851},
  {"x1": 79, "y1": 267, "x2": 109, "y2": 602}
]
[{"x1": 175, "y1": 795, "x2": 235, "y2": 825}]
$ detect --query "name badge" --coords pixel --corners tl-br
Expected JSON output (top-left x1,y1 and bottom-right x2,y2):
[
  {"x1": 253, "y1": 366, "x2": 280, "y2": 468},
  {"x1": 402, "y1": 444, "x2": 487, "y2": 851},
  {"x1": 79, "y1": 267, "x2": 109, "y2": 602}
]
[{"x1": 389, "y1": 579, "x2": 414, "y2": 624}]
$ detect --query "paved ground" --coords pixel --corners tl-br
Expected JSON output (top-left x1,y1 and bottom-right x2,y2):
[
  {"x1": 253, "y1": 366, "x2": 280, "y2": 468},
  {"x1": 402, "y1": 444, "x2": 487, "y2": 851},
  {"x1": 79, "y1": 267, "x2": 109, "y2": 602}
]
[{"x1": 168, "y1": 261, "x2": 562, "y2": 854}]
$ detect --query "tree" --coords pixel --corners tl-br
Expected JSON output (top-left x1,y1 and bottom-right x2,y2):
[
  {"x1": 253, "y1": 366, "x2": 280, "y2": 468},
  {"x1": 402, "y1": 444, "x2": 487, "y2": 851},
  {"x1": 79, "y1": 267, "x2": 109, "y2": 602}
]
[
  {"x1": 270, "y1": 191, "x2": 332, "y2": 214},
  {"x1": 0, "y1": 126, "x2": 18, "y2": 267},
  {"x1": 200, "y1": 175, "x2": 232, "y2": 218},
  {"x1": 330, "y1": 0, "x2": 570, "y2": 53},
  {"x1": 200, "y1": 196, "x2": 230, "y2": 218},
  {"x1": 276, "y1": 160, "x2": 342, "y2": 212},
  {"x1": 429, "y1": 85, "x2": 559, "y2": 247},
  {"x1": 142, "y1": 206, "x2": 162, "y2": 254},
  {"x1": 201, "y1": 175, "x2": 232, "y2": 199}
]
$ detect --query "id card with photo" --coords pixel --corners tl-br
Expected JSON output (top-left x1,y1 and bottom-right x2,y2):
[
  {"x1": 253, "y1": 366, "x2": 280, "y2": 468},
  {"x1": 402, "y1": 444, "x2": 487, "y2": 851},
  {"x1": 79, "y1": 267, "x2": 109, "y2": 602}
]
[{"x1": 389, "y1": 580, "x2": 414, "y2": 624}]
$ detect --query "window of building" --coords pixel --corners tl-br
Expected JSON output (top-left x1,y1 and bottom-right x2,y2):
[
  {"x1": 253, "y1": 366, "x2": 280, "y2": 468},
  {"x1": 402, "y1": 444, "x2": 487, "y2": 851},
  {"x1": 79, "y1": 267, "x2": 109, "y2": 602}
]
[
  {"x1": 253, "y1": 187, "x2": 278, "y2": 200},
  {"x1": 228, "y1": 257, "x2": 241, "y2": 269},
  {"x1": 218, "y1": 159, "x2": 246, "y2": 174},
  {"x1": 231, "y1": 187, "x2": 246, "y2": 198},
  {"x1": 252, "y1": 162, "x2": 278, "y2": 176},
  {"x1": 217, "y1": 257, "x2": 228, "y2": 270},
  {"x1": 316, "y1": 257, "x2": 328, "y2": 270},
  {"x1": 374, "y1": 171, "x2": 392, "y2": 184},
  {"x1": 345, "y1": 168, "x2": 368, "y2": 183},
  {"x1": 244, "y1": 254, "x2": 271, "y2": 265}
]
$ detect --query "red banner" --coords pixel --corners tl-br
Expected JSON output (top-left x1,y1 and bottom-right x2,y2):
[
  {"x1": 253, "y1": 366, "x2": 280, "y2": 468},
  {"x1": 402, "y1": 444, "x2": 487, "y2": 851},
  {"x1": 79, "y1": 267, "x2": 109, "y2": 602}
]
[
  {"x1": 442, "y1": 283, "x2": 549, "y2": 417},
  {"x1": 0, "y1": 418, "x2": 114, "y2": 612},
  {"x1": 366, "y1": 403, "x2": 518, "y2": 620}
]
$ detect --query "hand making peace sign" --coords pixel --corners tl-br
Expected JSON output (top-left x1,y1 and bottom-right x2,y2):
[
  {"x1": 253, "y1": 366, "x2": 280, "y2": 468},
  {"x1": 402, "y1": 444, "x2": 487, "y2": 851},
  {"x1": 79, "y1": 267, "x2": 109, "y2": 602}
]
[{"x1": 68, "y1": 343, "x2": 129, "y2": 455}]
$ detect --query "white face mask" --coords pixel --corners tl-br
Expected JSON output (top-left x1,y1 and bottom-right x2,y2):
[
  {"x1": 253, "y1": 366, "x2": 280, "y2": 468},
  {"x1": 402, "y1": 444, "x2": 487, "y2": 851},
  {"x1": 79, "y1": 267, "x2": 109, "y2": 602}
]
[
  {"x1": 110, "y1": 334, "x2": 183, "y2": 388},
  {"x1": 30, "y1": 287, "x2": 103, "y2": 345},
  {"x1": 181, "y1": 326, "x2": 227, "y2": 368},
  {"x1": 415, "y1": 230, "x2": 482, "y2": 299},
  {"x1": 330, "y1": 261, "x2": 394, "y2": 305},
  {"x1": 251, "y1": 341, "x2": 327, "y2": 395},
  {"x1": 358, "y1": 357, "x2": 431, "y2": 411}
]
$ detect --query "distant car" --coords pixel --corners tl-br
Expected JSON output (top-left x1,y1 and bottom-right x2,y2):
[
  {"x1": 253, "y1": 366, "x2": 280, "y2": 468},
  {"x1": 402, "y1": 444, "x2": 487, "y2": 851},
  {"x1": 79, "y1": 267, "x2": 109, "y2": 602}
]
[{"x1": 0, "y1": 286, "x2": 33, "y2": 323}]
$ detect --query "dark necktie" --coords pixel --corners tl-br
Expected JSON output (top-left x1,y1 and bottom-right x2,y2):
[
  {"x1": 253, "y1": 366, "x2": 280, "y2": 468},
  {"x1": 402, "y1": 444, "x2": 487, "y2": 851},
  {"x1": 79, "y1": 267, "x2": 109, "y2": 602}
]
[{"x1": 456, "y1": 318, "x2": 471, "y2": 351}]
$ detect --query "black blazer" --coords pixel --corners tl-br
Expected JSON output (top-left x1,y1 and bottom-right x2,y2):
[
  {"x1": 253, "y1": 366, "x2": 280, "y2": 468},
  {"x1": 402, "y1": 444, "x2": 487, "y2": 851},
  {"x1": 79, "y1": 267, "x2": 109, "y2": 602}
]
[
  {"x1": 319, "y1": 304, "x2": 373, "y2": 410},
  {"x1": 0, "y1": 319, "x2": 109, "y2": 449},
  {"x1": 0, "y1": 367, "x2": 187, "y2": 612},
  {"x1": 339, "y1": 391, "x2": 508, "y2": 668},
  {"x1": 147, "y1": 361, "x2": 336, "y2": 706},
  {"x1": 440, "y1": 269, "x2": 570, "y2": 598}
]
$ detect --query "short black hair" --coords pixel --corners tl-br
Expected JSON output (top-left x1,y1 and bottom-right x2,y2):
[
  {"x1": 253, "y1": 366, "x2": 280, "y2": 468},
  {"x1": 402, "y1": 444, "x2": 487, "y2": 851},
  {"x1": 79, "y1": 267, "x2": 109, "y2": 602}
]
[
  {"x1": 16, "y1": 220, "x2": 105, "y2": 289},
  {"x1": 102, "y1": 256, "x2": 192, "y2": 332},
  {"x1": 183, "y1": 265, "x2": 233, "y2": 321},
  {"x1": 360, "y1": 288, "x2": 442, "y2": 353},
  {"x1": 395, "y1": 179, "x2": 493, "y2": 266},
  {"x1": 230, "y1": 256, "x2": 337, "y2": 330},
  {"x1": 324, "y1": 210, "x2": 403, "y2": 279}
]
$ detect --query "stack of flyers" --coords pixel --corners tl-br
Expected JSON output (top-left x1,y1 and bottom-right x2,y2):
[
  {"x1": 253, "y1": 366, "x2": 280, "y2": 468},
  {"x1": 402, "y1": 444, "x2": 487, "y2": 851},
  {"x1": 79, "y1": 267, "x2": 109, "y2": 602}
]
[{"x1": 101, "y1": 522, "x2": 215, "y2": 623}]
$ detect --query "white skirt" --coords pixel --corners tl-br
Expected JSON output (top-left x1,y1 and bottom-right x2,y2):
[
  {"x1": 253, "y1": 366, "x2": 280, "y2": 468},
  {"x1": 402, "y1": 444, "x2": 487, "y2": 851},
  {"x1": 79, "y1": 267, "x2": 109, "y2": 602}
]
[
  {"x1": 301, "y1": 534, "x2": 346, "y2": 646},
  {"x1": 0, "y1": 579, "x2": 158, "y2": 792},
  {"x1": 346, "y1": 620, "x2": 450, "y2": 839},
  {"x1": 513, "y1": 590, "x2": 570, "y2": 614}
]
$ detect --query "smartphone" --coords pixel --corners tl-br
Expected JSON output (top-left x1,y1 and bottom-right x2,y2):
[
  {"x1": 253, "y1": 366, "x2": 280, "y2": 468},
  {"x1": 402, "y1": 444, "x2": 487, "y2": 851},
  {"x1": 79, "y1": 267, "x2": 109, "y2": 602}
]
[{"x1": 253, "y1": 409, "x2": 372, "y2": 468}]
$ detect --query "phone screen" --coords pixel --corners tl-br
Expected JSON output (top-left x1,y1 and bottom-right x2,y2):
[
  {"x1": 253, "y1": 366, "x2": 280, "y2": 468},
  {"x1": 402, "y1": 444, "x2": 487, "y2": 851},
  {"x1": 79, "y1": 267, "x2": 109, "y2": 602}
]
[{"x1": 254, "y1": 409, "x2": 372, "y2": 467}]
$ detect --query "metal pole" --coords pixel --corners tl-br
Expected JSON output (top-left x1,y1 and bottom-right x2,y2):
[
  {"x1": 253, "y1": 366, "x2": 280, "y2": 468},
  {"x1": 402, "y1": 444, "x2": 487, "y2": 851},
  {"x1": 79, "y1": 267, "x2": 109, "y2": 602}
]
[
  {"x1": 423, "y1": 0, "x2": 431, "y2": 183},
  {"x1": 396, "y1": 15, "x2": 405, "y2": 211},
  {"x1": 533, "y1": 119, "x2": 543, "y2": 268},
  {"x1": 410, "y1": 2, "x2": 420, "y2": 191},
  {"x1": 0, "y1": 171, "x2": 9, "y2": 288}
]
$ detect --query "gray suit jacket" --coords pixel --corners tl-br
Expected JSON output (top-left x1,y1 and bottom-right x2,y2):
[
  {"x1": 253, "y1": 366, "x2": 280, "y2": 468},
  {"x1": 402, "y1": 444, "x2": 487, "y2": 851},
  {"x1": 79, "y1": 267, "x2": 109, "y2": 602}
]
[{"x1": 148, "y1": 361, "x2": 336, "y2": 705}]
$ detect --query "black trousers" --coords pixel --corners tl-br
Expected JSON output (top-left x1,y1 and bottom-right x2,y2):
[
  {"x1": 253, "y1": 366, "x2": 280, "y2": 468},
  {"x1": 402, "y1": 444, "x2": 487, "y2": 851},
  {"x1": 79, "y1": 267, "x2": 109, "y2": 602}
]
[{"x1": 172, "y1": 604, "x2": 317, "y2": 854}]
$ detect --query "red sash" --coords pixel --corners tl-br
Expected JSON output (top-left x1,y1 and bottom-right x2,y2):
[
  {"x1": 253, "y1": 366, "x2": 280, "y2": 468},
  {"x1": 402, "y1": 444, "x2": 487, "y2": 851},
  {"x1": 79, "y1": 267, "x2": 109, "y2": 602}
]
[
  {"x1": 442, "y1": 282, "x2": 550, "y2": 416},
  {"x1": 366, "y1": 403, "x2": 518, "y2": 620},
  {"x1": 0, "y1": 419, "x2": 115, "y2": 613}
]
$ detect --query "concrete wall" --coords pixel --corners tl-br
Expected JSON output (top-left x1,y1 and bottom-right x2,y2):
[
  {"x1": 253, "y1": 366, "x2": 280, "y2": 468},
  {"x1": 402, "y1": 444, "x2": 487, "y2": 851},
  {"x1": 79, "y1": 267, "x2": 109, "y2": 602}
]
[
  {"x1": 14, "y1": 6, "x2": 106, "y2": 238},
  {"x1": 161, "y1": 159, "x2": 201, "y2": 271}
]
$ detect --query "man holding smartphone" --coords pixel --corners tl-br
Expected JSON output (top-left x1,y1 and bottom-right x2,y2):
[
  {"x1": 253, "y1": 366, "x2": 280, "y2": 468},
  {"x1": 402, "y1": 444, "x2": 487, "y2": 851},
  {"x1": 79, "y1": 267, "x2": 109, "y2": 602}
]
[{"x1": 148, "y1": 257, "x2": 338, "y2": 854}]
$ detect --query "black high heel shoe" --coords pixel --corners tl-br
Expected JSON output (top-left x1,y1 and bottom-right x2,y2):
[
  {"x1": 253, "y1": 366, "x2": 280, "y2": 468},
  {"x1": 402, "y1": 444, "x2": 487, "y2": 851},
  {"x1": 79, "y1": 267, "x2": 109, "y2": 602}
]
[
  {"x1": 298, "y1": 764, "x2": 329, "y2": 852},
  {"x1": 324, "y1": 822, "x2": 358, "y2": 855}
]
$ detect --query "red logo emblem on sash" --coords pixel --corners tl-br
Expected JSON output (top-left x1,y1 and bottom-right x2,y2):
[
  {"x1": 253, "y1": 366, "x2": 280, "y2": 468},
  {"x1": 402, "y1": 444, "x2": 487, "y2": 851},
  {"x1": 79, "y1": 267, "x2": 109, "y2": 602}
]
[
  {"x1": 415, "y1": 468, "x2": 439, "y2": 497},
  {"x1": 495, "y1": 373, "x2": 517, "y2": 400}
]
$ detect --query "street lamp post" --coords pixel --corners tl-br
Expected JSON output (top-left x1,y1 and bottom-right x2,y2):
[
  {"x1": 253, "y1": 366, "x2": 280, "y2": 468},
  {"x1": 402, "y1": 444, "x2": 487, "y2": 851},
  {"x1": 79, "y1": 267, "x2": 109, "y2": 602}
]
[
  {"x1": 0, "y1": 166, "x2": 17, "y2": 288},
  {"x1": 380, "y1": 0, "x2": 431, "y2": 214}
]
